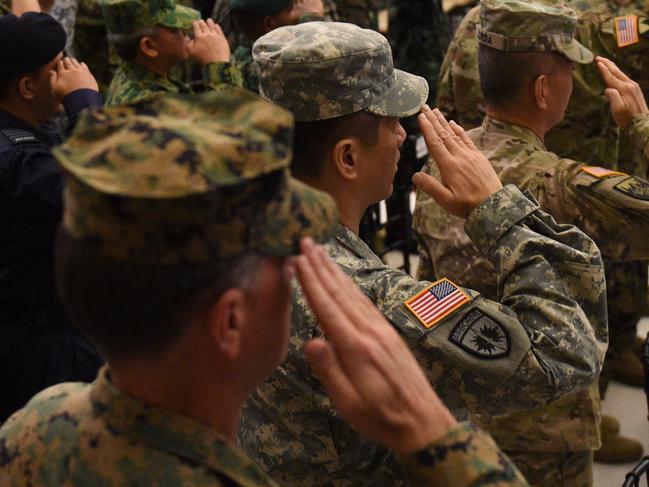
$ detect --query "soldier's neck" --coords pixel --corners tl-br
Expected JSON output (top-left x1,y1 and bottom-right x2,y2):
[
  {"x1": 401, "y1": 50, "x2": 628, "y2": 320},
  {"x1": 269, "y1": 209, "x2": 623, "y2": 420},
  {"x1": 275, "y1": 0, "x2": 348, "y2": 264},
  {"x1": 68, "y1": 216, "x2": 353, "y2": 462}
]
[
  {"x1": 0, "y1": 99, "x2": 48, "y2": 129},
  {"x1": 133, "y1": 55, "x2": 173, "y2": 77},
  {"x1": 486, "y1": 108, "x2": 548, "y2": 142}
]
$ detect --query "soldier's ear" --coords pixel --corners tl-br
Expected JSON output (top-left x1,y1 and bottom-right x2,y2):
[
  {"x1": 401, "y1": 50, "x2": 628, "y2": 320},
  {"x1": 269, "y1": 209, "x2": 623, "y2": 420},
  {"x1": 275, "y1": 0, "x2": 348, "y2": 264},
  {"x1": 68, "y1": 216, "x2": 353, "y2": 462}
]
[
  {"x1": 139, "y1": 36, "x2": 160, "y2": 59},
  {"x1": 331, "y1": 137, "x2": 360, "y2": 182},
  {"x1": 533, "y1": 74, "x2": 549, "y2": 111},
  {"x1": 208, "y1": 289, "x2": 246, "y2": 359}
]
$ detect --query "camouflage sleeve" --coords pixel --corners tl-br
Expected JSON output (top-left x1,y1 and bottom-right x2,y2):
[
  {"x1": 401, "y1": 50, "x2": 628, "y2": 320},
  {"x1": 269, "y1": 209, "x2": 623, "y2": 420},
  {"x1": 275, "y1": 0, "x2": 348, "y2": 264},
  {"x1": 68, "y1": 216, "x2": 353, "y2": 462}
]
[
  {"x1": 399, "y1": 423, "x2": 528, "y2": 487},
  {"x1": 203, "y1": 61, "x2": 243, "y2": 90},
  {"x1": 346, "y1": 185, "x2": 605, "y2": 416},
  {"x1": 628, "y1": 113, "x2": 649, "y2": 171}
]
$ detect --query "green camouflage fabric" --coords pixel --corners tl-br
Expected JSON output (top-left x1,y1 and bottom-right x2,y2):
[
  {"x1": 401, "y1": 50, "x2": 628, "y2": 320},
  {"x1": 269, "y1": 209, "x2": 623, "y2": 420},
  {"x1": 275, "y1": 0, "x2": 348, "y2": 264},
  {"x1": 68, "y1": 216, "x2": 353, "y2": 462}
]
[
  {"x1": 240, "y1": 185, "x2": 607, "y2": 485},
  {"x1": 478, "y1": 0, "x2": 593, "y2": 63},
  {"x1": 0, "y1": 369, "x2": 529, "y2": 486},
  {"x1": 412, "y1": 114, "x2": 649, "y2": 481},
  {"x1": 54, "y1": 88, "x2": 337, "y2": 263},
  {"x1": 252, "y1": 21, "x2": 429, "y2": 121},
  {"x1": 212, "y1": 0, "x2": 249, "y2": 50},
  {"x1": 99, "y1": 0, "x2": 199, "y2": 34},
  {"x1": 506, "y1": 450, "x2": 593, "y2": 487},
  {"x1": 105, "y1": 60, "x2": 241, "y2": 106},
  {"x1": 232, "y1": 44, "x2": 259, "y2": 92}
]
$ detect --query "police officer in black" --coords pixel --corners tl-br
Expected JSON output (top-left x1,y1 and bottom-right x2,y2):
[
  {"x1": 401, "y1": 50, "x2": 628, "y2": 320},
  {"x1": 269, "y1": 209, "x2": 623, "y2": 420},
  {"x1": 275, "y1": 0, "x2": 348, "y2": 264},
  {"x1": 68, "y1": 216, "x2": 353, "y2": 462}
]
[{"x1": 0, "y1": 12, "x2": 103, "y2": 421}]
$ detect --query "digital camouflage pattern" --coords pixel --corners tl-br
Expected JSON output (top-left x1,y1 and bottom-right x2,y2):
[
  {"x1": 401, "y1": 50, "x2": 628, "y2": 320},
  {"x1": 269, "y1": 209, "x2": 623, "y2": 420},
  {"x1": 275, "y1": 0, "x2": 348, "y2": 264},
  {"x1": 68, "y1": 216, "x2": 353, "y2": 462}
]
[
  {"x1": 478, "y1": 0, "x2": 593, "y2": 63},
  {"x1": 99, "y1": 0, "x2": 199, "y2": 34},
  {"x1": 0, "y1": 368, "x2": 529, "y2": 487},
  {"x1": 412, "y1": 114, "x2": 649, "y2": 481},
  {"x1": 240, "y1": 185, "x2": 606, "y2": 485},
  {"x1": 252, "y1": 21, "x2": 429, "y2": 121},
  {"x1": 54, "y1": 88, "x2": 336, "y2": 264},
  {"x1": 105, "y1": 60, "x2": 241, "y2": 106}
]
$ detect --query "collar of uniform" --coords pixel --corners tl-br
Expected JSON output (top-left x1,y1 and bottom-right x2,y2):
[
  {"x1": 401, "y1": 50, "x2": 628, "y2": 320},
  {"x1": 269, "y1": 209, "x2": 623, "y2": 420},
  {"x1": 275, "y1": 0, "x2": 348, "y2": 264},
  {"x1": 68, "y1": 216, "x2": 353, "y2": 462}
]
[
  {"x1": 0, "y1": 107, "x2": 56, "y2": 146},
  {"x1": 120, "y1": 61, "x2": 188, "y2": 91},
  {"x1": 331, "y1": 221, "x2": 382, "y2": 261},
  {"x1": 481, "y1": 116, "x2": 546, "y2": 151},
  {"x1": 89, "y1": 366, "x2": 276, "y2": 486}
]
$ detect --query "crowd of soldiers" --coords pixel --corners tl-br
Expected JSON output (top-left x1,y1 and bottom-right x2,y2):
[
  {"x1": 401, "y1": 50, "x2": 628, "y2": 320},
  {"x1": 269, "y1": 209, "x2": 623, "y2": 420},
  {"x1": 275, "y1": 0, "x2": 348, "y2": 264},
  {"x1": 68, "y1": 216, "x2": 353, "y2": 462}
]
[{"x1": 0, "y1": 0, "x2": 648, "y2": 485}]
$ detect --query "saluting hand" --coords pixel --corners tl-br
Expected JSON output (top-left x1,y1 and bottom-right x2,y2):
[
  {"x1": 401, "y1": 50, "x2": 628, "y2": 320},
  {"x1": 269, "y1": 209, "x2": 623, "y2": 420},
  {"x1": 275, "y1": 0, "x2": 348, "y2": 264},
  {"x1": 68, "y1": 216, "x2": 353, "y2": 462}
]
[
  {"x1": 187, "y1": 19, "x2": 231, "y2": 65},
  {"x1": 597, "y1": 56, "x2": 649, "y2": 129},
  {"x1": 50, "y1": 57, "x2": 99, "y2": 103}
]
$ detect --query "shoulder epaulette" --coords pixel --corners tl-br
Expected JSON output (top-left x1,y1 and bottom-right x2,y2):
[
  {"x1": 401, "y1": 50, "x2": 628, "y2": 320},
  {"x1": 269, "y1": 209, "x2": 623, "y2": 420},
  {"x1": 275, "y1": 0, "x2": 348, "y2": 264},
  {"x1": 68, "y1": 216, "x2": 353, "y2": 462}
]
[{"x1": 0, "y1": 129, "x2": 39, "y2": 146}]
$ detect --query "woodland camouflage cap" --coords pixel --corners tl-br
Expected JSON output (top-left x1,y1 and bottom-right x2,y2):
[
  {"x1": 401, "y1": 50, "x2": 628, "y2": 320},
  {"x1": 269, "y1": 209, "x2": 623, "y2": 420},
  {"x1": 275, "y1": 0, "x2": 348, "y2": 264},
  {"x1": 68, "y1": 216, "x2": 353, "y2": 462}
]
[
  {"x1": 478, "y1": 0, "x2": 593, "y2": 64},
  {"x1": 253, "y1": 21, "x2": 429, "y2": 121},
  {"x1": 100, "y1": 0, "x2": 200, "y2": 35},
  {"x1": 54, "y1": 89, "x2": 337, "y2": 265}
]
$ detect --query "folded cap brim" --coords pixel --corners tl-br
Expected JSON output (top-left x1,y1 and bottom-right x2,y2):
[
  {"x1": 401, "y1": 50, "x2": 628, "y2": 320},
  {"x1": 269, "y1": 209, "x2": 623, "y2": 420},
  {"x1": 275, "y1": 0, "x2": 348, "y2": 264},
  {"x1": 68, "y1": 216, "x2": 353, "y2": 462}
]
[
  {"x1": 159, "y1": 4, "x2": 200, "y2": 30},
  {"x1": 366, "y1": 69, "x2": 429, "y2": 118},
  {"x1": 559, "y1": 38, "x2": 593, "y2": 64},
  {"x1": 254, "y1": 176, "x2": 337, "y2": 256}
]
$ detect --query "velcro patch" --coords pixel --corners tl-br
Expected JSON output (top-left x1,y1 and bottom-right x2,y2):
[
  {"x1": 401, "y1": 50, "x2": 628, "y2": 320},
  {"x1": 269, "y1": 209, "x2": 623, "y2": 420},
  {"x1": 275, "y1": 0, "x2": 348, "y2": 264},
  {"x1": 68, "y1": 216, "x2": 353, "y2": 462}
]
[
  {"x1": 615, "y1": 15, "x2": 640, "y2": 47},
  {"x1": 580, "y1": 166, "x2": 626, "y2": 178},
  {"x1": 405, "y1": 278, "x2": 470, "y2": 330},
  {"x1": 0, "y1": 129, "x2": 38, "y2": 145},
  {"x1": 614, "y1": 176, "x2": 649, "y2": 201},
  {"x1": 449, "y1": 309, "x2": 511, "y2": 359}
]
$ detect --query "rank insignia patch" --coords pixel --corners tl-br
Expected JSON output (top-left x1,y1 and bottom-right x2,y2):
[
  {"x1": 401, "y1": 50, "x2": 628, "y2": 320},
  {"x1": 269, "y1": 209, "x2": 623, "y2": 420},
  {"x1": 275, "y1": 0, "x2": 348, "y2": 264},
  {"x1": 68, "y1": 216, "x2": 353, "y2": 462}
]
[
  {"x1": 405, "y1": 278, "x2": 470, "y2": 330},
  {"x1": 581, "y1": 166, "x2": 625, "y2": 178},
  {"x1": 449, "y1": 309, "x2": 511, "y2": 359},
  {"x1": 615, "y1": 15, "x2": 640, "y2": 47},
  {"x1": 614, "y1": 176, "x2": 649, "y2": 201}
]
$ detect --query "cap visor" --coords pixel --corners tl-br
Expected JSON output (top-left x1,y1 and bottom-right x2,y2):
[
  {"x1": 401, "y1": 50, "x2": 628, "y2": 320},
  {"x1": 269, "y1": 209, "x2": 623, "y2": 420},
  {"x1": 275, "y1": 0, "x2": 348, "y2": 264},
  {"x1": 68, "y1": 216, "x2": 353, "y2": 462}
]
[
  {"x1": 366, "y1": 69, "x2": 429, "y2": 118},
  {"x1": 159, "y1": 4, "x2": 200, "y2": 30},
  {"x1": 256, "y1": 176, "x2": 337, "y2": 256},
  {"x1": 560, "y1": 39, "x2": 593, "y2": 64}
]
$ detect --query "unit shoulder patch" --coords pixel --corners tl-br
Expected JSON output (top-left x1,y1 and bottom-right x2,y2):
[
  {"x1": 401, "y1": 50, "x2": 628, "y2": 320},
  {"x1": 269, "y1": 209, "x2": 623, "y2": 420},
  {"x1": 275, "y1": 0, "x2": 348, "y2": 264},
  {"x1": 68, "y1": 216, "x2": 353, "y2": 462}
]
[
  {"x1": 580, "y1": 166, "x2": 626, "y2": 178},
  {"x1": 615, "y1": 15, "x2": 640, "y2": 47},
  {"x1": 404, "y1": 278, "x2": 470, "y2": 330},
  {"x1": 614, "y1": 176, "x2": 649, "y2": 201},
  {"x1": 449, "y1": 308, "x2": 511, "y2": 359},
  {"x1": 0, "y1": 129, "x2": 38, "y2": 146}
]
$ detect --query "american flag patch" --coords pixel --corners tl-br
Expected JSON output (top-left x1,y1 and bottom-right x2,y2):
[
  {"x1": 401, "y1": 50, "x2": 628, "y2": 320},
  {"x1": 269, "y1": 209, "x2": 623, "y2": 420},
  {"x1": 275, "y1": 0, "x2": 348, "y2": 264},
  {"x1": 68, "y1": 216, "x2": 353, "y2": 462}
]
[
  {"x1": 405, "y1": 278, "x2": 470, "y2": 329},
  {"x1": 615, "y1": 15, "x2": 639, "y2": 48},
  {"x1": 581, "y1": 166, "x2": 626, "y2": 178}
]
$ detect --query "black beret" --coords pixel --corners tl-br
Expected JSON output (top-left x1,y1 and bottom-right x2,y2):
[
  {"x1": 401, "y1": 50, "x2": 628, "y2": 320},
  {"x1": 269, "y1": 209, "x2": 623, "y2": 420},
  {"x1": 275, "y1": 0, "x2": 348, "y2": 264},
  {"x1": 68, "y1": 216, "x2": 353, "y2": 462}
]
[{"x1": 0, "y1": 13, "x2": 67, "y2": 75}]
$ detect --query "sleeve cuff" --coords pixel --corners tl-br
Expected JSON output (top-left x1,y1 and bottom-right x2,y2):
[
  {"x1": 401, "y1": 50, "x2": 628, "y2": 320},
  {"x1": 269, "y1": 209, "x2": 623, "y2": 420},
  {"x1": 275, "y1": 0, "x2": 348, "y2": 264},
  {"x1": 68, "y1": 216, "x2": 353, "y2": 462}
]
[
  {"x1": 63, "y1": 89, "x2": 103, "y2": 118},
  {"x1": 464, "y1": 184, "x2": 539, "y2": 255},
  {"x1": 628, "y1": 113, "x2": 649, "y2": 155},
  {"x1": 203, "y1": 62, "x2": 243, "y2": 89}
]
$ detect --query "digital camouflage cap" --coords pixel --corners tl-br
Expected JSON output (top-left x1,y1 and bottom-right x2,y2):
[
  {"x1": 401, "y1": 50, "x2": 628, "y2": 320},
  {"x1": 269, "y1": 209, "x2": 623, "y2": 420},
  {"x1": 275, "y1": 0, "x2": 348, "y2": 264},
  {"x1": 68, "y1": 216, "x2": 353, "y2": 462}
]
[
  {"x1": 252, "y1": 21, "x2": 429, "y2": 122},
  {"x1": 53, "y1": 88, "x2": 337, "y2": 265},
  {"x1": 229, "y1": 0, "x2": 292, "y2": 16},
  {"x1": 99, "y1": 0, "x2": 200, "y2": 35},
  {"x1": 478, "y1": 0, "x2": 593, "y2": 64}
]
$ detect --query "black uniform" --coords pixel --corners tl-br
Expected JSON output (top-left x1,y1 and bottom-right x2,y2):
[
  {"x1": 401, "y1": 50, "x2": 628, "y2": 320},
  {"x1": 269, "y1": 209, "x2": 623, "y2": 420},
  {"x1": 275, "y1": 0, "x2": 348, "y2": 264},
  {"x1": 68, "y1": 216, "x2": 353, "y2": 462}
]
[{"x1": 0, "y1": 89, "x2": 103, "y2": 421}]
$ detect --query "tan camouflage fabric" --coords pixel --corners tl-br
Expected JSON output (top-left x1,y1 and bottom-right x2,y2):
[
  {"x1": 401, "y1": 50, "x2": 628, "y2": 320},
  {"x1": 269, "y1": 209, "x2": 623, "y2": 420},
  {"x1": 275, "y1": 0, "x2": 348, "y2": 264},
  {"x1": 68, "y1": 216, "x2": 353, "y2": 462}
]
[
  {"x1": 99, "y1": 0, "x2": 199, "y2": 34},
  {"x1": 478, "y1": 0, "x2": 593, "y2": 63},
  {"x1": 105, "y1": 60, "x2": 241, "y2": 106},
  {"x1": 240, "y1": 184, "x2": 606, "y2": 485},
  {"x1": 0, "y1": 368, "x2": 529, "y2": 486},
  {"x1": 412, "y1": 115, "x2": 649, "y2": 482},
  {"x1": 252, "y1": 21, "x2": 429, "y2": 121},
  {"x1": 505, "y1": 450, "x2": 593, "y2": 487},
  {"x1": 54, "y1": 89, "x2": 336, "y2": 264}
]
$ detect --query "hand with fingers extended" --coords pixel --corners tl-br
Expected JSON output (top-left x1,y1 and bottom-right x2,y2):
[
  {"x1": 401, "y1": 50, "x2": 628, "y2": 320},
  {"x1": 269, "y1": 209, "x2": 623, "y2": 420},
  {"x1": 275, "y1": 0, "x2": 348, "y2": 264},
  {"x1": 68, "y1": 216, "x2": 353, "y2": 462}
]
[
  {"x1": 50, "y1": 57, "x2": 99, "y2": 103},
  {"x1": 295, "y1": 238, "x2": 458, "y2": 457},
  {"x1": 596, "y1": 56, "x2": 648, "y2": 128},
  {"x1": 187, "y1": 19, "x2": 231, "y2": 65},
  {"x1": 412, "y1": 106, "x2": 503, "y2": 219}
]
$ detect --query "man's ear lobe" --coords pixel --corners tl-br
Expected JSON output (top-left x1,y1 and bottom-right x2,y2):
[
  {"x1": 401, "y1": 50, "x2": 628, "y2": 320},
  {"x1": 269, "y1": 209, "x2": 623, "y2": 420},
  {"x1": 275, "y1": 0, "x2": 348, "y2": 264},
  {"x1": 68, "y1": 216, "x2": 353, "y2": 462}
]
[
  {"x1": 533, "y1": 74, "x2": 549, "y2": 111},
  {"x1": 17, "y1": 76, "x2": 35, "y2": 100},
  {"x1": 207, "y1": 289, "x2": 246, "y2": 359},
  {"x1": 332, "y1": 138, "x2": 359, "y2": 181},
  {"x1": 139, "y1": 36, "x2": 159, "y2": 58}
]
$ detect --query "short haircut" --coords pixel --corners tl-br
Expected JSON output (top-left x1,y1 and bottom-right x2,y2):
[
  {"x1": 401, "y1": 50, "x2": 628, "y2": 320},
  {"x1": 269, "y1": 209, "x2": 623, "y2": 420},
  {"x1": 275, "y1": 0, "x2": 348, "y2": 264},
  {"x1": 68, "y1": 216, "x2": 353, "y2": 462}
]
[
  {"x1": 478, "y1": 44, "x2": 565, "y2": 111},
  {"x1": 292, "y1": 110, "x2": 383, "y2": 179},
  {"x1": 108, "y1": 26, "x2": 159, "y2": 62},
  {"x1": 0, "y1": 73, "x2": 17, "y2": 101},
  {"x1": 56, "y1": 227, "x2": 262, "y2": 362}
]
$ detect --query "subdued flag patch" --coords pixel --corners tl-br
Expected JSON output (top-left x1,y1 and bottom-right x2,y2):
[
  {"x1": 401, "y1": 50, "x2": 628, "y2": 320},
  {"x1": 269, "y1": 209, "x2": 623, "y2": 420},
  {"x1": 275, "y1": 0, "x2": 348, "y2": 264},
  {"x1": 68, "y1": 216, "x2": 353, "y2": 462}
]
[
  {"x1": 581, "y1": 166, "x2": 626, "y2": 178},
  {"x1": 405, "y1": 278, "x2": 470, "y2": 330},
  {"x1": 615, "y1": 15, "x2": 639, "y2": 47}
]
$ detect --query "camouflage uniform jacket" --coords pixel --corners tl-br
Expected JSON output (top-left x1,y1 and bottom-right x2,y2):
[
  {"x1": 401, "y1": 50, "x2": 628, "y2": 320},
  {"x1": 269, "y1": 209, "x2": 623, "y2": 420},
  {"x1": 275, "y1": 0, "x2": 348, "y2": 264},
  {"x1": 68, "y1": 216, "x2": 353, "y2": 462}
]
[
  {"x1": 240, "y1": 186, "x2": 606, "y2": 485},
  {"x1": 0, "y1": 368, "x2": 528, "y2": 487},
  {"x1": 412, "y1": 113, "x2": 649, "y2": 452},
  {"x1": 232, "y1": 44, "x2": 259, "y2": 93},
  {"x1": 105, "y1": 60, "x2": 241, "y2": 106}
]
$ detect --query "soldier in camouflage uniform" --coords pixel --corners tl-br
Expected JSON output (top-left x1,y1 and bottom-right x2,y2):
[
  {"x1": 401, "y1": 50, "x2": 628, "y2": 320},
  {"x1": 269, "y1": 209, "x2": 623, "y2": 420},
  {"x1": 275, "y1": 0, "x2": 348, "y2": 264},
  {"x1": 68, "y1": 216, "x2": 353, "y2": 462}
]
[
  {"x1": 413, "y1": 0, "x2": 649, "y2": 481},
  {"x1": 101, "y1": 0, "x2": 239, "y2": 105},
  {"x1": 238, "y1": 21, "x2": 607, "y2": 486},
  {"x1": 0, "y1": 88, "x2": 530, "y2": 487},
  {"x1": 432, "y1": 0, "x2": 649, "y2": 464}
]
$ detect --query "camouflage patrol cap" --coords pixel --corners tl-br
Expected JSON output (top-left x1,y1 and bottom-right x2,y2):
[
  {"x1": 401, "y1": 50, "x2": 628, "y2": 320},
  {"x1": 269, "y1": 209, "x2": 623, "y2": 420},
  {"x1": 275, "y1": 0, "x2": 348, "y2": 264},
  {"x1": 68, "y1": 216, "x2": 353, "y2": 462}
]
[
  {"x1": 252, "y1": 22, "x2": 429, "y2": 122},
  {"x1": 478, "y1": 0, "x2": 593, "y2": 64},
  {"x1": 99, "y1": 0, "x2": 200, "y2": 35},
  {"x1": 53, "y1": 89, "x2": 337, "y2": 265},
  {"x1": 229, "y1": 0, "x2": 292, "y2": 15}
]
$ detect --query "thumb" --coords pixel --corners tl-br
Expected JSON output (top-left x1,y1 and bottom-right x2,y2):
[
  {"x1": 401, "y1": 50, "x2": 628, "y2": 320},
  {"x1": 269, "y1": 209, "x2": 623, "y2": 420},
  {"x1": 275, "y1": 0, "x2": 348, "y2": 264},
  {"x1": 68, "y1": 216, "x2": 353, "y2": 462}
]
[{"x1": 413, "y1": 172, "x2": 453, "y2": 208}]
